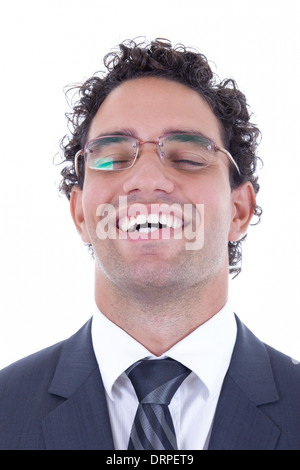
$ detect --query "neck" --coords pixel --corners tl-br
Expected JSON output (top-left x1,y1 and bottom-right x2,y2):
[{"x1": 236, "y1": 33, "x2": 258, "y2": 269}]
[{"x1": 94, "y1": 269, "x2": 228, "y2": 356}]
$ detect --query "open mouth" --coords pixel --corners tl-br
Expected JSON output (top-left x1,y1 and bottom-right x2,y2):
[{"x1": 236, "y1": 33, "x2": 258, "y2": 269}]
[
  {"x1": 95, "y1": 200, "x2": 203, "y2": 248},
  {"x1": 118, "y1": 213, "x2": 184, "y2": 234}
]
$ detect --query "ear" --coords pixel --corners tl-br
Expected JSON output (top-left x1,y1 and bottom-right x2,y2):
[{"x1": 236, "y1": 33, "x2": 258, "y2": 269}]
[
  {"x1": 70, "y1": 186, "x2": 91, "y2": 244},
  {"x1": 228, "y1": 182, "x2": 256, "y2": 242}
]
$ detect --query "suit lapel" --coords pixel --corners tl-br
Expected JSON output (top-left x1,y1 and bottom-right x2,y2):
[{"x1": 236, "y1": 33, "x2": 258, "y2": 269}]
[
  {"x1": 209, "y1": 317, "x2": 280, "y2": 450},
  {"x1": 208, "y1": 374, "x2": 280, "y2": 449},
  {"x1": 42, "y1": 320, "x2": 114, "y2": 450}
]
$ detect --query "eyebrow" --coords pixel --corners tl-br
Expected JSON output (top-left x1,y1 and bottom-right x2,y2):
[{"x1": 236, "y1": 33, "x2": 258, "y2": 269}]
[
  {"x1": 94, "y1": 128, "x2": 137, "y2": 139},
  {"x1": 93, "y1": 128, "x2": 214, "y2": 142}
]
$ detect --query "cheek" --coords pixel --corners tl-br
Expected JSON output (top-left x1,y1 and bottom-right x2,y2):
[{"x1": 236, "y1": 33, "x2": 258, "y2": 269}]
[
  {"x1": 81, "y1": 187, "x2": 103, "y2": 237},
  {"x1": 187, "y1": 176, "x2": 231, "y2": 211},
  {"x1": 82, "y1": 177, "x2": 115, "y2": 211},
  {"x1": 190, "y1": 180, "x2": 233, "y2": 235},
  {"x1": 83, "y1": 171, "x2": 123, "y2": 203},
  {"x1": 81, "y1": 178, "x2": 121, "y2": 243}
]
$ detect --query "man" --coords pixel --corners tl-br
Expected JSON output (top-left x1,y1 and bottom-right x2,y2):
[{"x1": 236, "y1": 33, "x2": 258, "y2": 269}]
[{"x1": 0, "y1": 38, "x2": 299, "y2": 450}]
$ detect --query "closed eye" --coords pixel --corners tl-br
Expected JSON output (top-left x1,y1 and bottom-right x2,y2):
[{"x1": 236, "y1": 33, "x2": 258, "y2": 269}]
[{"x1": 173, "y1": 159, "x2": 207, "y2": 167}]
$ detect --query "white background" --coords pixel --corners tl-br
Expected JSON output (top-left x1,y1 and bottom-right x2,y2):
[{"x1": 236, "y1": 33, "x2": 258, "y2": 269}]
[{"x1": 0, "y1": 0, "x2": 299, "y2": 369}]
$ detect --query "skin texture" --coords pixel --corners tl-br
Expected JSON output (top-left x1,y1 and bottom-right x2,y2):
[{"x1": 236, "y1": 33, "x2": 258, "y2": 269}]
[{"x1": 71, "y1": 77, "x2": 255, "y2": 355}]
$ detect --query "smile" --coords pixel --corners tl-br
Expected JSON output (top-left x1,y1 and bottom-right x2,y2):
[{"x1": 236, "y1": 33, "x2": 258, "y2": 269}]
[
  {"x1": 95, "y1": 199, "x2": 203, "y2": 248},
  {"x1": 118, "y1": 212, "x2": 184, "y2": 233}
]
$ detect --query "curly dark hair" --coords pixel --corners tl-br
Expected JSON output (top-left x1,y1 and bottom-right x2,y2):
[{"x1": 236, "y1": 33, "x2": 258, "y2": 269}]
[{"x1": 58, "y1": 38, "x2": 262, "y2": 277}]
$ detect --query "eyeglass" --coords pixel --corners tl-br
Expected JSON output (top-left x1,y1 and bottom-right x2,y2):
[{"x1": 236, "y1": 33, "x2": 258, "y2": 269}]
[{"x1": 74, "y1": 133, "x2": 240, "y2": 177}]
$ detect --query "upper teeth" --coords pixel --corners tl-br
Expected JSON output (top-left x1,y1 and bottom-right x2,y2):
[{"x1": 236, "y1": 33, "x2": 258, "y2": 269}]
[{"x1": 119, "y1": 213, "x2": 183, "y2": 232}]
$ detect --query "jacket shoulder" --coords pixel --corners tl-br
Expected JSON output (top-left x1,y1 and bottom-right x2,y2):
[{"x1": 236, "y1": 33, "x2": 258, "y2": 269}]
[
  {"x1": 264, "y1": 342, "x2": 300, "y2": 391},
  {"x1": 0, "y1": 319, "x2": 94, "y2": 449},
  {"x1": 0, "y1": 340, "x2": 66, "y2": 449},
  {"x1": 234, "y1": 316, "x2": 300, "y2": 387},
  {"x1": 0, "y1": 339, "x2": 64, "y2": 383},
  {"x1": 239, "y1": 319, "x2": 300, "y2": 449}
]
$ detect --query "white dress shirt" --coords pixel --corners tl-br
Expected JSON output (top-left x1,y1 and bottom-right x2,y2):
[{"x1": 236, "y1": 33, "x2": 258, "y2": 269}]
[{"x1": 91, "y1": 301, "x2": 237, "y2": 450}]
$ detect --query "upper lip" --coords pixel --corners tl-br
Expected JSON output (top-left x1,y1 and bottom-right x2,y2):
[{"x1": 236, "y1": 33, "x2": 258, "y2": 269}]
[{"x1": 116, "y1": 203, "x2": 190, "y2": 232}]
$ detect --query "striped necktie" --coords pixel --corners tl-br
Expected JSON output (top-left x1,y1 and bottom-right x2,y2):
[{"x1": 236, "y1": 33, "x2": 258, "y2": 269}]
[{"x1": 126, "y1": 358, "x2": 191, "y2": 450}]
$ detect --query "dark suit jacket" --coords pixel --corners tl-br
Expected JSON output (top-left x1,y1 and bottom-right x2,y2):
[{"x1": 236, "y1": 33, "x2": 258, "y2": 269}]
[{"x1": 0, "y1": 316, "x2": 299, "y2": 450}]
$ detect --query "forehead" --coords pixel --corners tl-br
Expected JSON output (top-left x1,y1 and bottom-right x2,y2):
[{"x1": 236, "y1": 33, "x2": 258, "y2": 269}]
[{"x1": 88, "y1": 77, "x2": 223, "y2": 145}]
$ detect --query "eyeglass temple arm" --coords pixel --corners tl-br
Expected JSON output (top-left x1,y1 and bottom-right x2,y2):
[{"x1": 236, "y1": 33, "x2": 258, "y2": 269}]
[
  {"x1": 74, "y1": 149, "x2": 83, "y2": 178},
  {"x1": 217, "y1": 147, "x2": 241, "y2": 176}
]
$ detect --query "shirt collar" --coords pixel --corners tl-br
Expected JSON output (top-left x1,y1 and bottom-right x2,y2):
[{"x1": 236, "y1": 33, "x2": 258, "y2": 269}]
[{"x1": 91, "y1": 301, "x2": 237, "y2": 401}]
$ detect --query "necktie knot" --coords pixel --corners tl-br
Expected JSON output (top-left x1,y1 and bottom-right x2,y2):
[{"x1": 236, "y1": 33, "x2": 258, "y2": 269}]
[{"x1": 126, "y1": 358, "x2": 191, "y2": 405}]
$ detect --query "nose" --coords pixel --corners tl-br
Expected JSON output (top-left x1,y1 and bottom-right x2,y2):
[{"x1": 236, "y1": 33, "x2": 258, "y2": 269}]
[{"x1": 122, "y1": 142, "x2": 175, "y2": 196}]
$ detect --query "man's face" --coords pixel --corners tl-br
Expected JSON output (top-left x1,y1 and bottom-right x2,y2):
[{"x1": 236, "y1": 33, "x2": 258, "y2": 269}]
[{"x1": 71, "y1": 77, "x2": 248, "y2": 299}]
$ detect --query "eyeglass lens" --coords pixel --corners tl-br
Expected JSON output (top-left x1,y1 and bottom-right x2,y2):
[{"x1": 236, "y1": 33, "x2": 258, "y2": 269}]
[{"x1": 85, "y1": 134, "x2": 218, "y2": 172}]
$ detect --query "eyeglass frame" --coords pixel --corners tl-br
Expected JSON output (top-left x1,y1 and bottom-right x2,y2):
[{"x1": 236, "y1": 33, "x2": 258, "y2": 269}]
[{"x1": 74, "y1": 133, "x2": 241, "y2": 178}]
